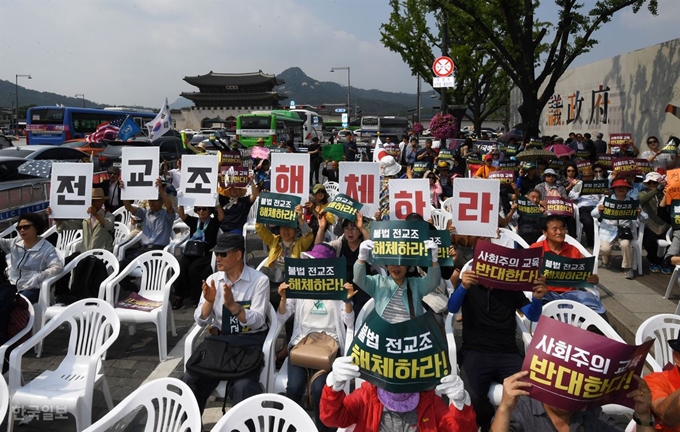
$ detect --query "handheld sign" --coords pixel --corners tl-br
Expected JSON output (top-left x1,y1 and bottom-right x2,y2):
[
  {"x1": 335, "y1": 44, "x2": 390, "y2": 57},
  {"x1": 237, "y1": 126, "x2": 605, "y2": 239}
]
[
  {"x1": 601, "y1": 198, "x2": 639, "y2": 220},
  {"x1": 349, "y1": 310, "x2": 450, "y2": 393},
  {"x1": 612, "y1": 158, "x2": 640, "y2": 177},
  {"x1": 412, "y1": 162, "x2": 429, "y2": 177},
  {"x1": 271, "y1": 153, "x2": 309, "y2": 202},
  {"x1": 451, "y1": 178, "x2": 499, "y2": 238},
  {"x1": 250, "y1": 146, "x2": 270, "y2": 161},
  {"x1": 116, "y1": 292, "x2": 163, "y2": 312},
  {"x1": 121, "y1": 146, "x2": 160, "y2": 201},
  {"x1": 488, "y1": 170, "x2": 514, "y2": 185},
  {"x1": 580, "y1": 180, "x2": 609, "y2": 195},
  {"x1": 438, "y1": 149, "x2": 453, "y2": 161},
  {"x1": 545, "y1": 197, "x2": 574, "y2": 218},
  {"x1": 222, "y1": 302, "x2": 252, "y2": 335},
  {"x1": 542, "y1": 254, "x2": 595, "y2": 289},
  {"x1": 609, "y1": 133, "x2": 632, "y2": 148},
  {"x1": 597, "y1": 154, "x2": 613, "y2": 169},
  {"x1": 522, "y1": 316, "x2": 653, "y2": 412},
  {"x1": 218, "y1": 151, "x2": 242, "y2": 166},
  {"x1": 370, "y1": 220, "x2": 431, "y2": 267},
  {"x1": 472, "y1": 240, "x2": 542, "y2": 291},
  {"x1": 322, "y1": 144, "x2": 344, "y2": 161},
  {"x1": 671, "y1": 200, "x2": 680, "y2": 230},
  {"x1": 633, "y1": 158, "x2": 653, "y2": 176},
  {"x1": 667, "y1": 168, "x2": 680, "y2": 205},
  {"x1": 516, "y1": 196, "x2": 545, "y2": 219},
  {"x1": 389, "y1": 179, "x2": 430, "y2": 221},
  {"x1": 339, "y1": 162, "x2": 380, "y2": 217},
  {"x1": 429, "y1": 230, "x2": 453, "y2": 266},
  {"x1": 256, "y1": 192, "x2": 301, "y2": 227},
  {"x1": 223, "y1": 165, "x2": 249, "y2": 188},
  {"x1": 662, "y1": 138, "x2": 678, "y2": 155},
  {"x1": 325, "y1": 193, "x2": 363, "y2": 222},
  {"x1": 284, "y1": 257, "x2": 347, "y2": 300},
  {"x1": 49, "y1": 163, "x2": 93, "y2": 219},
  {"x1": 178, "y1": 155, "x2": 219, "y2": 207}
]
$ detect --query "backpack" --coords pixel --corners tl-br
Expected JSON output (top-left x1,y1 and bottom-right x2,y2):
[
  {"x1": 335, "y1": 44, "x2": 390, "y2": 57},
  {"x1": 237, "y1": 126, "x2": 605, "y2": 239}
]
[{"x1": 55, "y1": 255, "x2": 109, "y2": 305}]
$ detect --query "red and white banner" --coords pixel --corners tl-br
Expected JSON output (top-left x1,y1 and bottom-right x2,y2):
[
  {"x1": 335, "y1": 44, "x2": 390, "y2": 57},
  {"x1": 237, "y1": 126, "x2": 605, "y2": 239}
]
[
  {"x1": 451, "y1": 178, "x2": 499, "y2": 237},
  {"x1": 339, "y1": 162, "x2": 380, "y2": 217},
  {"x1": 271, "y1": 153, "x2": 309, "y2": 202},
  {"x1": 389, "y1": 179, "x2": 430, "y2": 221}
]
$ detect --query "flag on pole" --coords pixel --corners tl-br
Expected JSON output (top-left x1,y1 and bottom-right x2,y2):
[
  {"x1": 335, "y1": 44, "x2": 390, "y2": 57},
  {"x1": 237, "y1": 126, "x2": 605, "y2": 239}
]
[
  {"x1": 373, "y1": 135, "x2": 387, "y2": 162},
  {"x1": 117, "y1": 116, "x2": 141, "y2": 142},
  {"x1": 145, "y1": 98, "x2": 172, "y2": 141},
  {"x1": 85, "y1": 118, "x2": 124, "y2": 143}
]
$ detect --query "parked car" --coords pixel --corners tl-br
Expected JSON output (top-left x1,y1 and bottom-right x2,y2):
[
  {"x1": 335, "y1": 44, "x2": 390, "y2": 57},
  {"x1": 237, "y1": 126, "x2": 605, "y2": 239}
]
[
  {"x1": 61, "y1": 139, "x2": 109, "y2": 158},
  {"x1": 98, "y1": 137, "x2": 193, "y2": 170},
  {"x1": 336, "y1": 129, "x2": 353, "y2": 143},
  {"x1": 0, "y1": 156, "x2": 43, "y2": 182},
  {"x1": 0, "y1": 145, "x2": 100, "y2": 171}
]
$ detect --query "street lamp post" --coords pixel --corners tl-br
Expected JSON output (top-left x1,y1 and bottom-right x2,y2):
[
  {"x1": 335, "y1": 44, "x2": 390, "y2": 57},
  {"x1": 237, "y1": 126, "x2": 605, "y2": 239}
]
[
  {"x1": 15, "y1": 74, "x2": 32, "y2": 134},
  {"x1": 75, "y1": 94, "x2": 85, "y2": 107},
  {"x1": 330, "y1": 67, "x2": 350, "y2": 123}
]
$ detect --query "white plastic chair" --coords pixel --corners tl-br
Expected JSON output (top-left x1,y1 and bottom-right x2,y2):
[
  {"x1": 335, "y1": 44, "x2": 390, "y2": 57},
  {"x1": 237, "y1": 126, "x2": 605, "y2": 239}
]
[
  {"x1": 491, "y1": 227, "x2": 530, "y2": 249},
  {"x1": 635, "y1": 314, "x2": 680, "y2": 373},
  {"x1": 0, "y1": 374, "x2": 7, "y2": 425},
  {"x1": 242, "y1": 197, "x2": 266, "y2": 259},
  {"x1": 210, "y1": 393, "x2": 318, "y2": 432},
  {"x1": 430, "y1": 208, "x2": 452, "y2": 230},
  {"x1": 41, "y1": 226, "x2": 83, "y2": 259},
  {"x1": 441, "y1": 197, "x2": 456, "y2": 214},
  {"x1": 0, "y1": 294, "x2": 33, "y2": 373},
  {"x1": 35, "y1": 249, "x2": 120, "y2": 357},
  {"x1": 183, "y1": 303, "x2": 281, "y2": 399},
  {"x1": 164, "y1": 219, "x2": 190, "y2": 256},
  {"x1": 657, "y1": 227, "x2": 673, "y2": 258},
  {"x1": 113, "y1": 230, "x2": 143, "y2": 261},
  {"x1": 113, "y1": 206, "x2": 133, "y2": 229},
  {"x1": 572, "y1": 203, "x2": 582, "y2": 243},
  {"x1": 323, "y1": 181, "x2": 340, "y2": 201},
  {"x1": 113, "y1": 221, "x2": 130, "y2": 248},
  {"x1": 0, "y1": 222, "x2": 17, "y2": 239},
  {"x1": 82, "y1": 377, "x2": 201, "y2": 432},
  {"x1": 7, "y1": 299, "x2": 120, "y2": 432},
  {"x1": 107, "y1": 250, "x2": 180, "y2": 362}
]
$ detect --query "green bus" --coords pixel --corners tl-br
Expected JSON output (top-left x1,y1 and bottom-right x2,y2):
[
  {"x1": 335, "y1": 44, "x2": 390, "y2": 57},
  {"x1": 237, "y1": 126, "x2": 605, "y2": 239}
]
[{"x1": 236, "y1": 110, "x2": 304, "y2": 147}]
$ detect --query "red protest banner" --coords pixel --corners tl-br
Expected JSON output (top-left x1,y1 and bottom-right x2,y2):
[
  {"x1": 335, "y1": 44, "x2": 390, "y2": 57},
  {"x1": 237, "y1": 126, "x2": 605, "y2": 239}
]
[
  {"x1": 545, "y1": 197, "x2": 575, "y2": 218},
  {"x1": 522, "y1": 316, "x2": 653, "y2": 412},
  {"x1": 471, "y1": 240, "x2": 542, "y2": 291},
  {"x1": 612, "y1": 157, "x2": 640, "y2": 177},
  {"x1": 609, "y1": 133, "x2": 632, "y2": 148}
]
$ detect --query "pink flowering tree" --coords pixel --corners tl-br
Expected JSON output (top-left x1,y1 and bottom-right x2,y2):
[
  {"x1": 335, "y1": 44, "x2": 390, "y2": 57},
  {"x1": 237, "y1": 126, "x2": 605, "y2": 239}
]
[{"x1": 428, "y1": 113, "x2": 458, "y2": 140}]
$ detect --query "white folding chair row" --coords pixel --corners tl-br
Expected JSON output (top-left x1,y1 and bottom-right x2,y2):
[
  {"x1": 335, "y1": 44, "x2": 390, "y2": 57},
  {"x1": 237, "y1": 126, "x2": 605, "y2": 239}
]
[
  {"x1": 0, "y1": 294, "x2": 33, "y2": 373},
  {"x1": 113, "y1": 206, "x2": 133, "y2": 228},
  {"x1": 41, "y1": 225, "x2": 83, "y2": 260},
  {"x1": 0, "y1": 374, "x2": 7, "y2": 425},
  {"x1": 635, "y1": 313, "x2": 680, "y2": 373},
  {"x1": 164, "y1": 219, "x2": 191, "y2": 256},
  {"x1": 35, "y1": 249, "x2": 119, "y2": 358},
  {"x1": 430, "y1": 208, "x2": 452, "y2": 230},
  {"x1": 82, "y1": 377, "x2": 202, "y2": 432},
  {"x1": 7, "y1": 299, "x2": 120, "y2": 432},
  {"x1": 491, "y1": 227, "x2": 530, "y2": 249},
  {"x1": 323, "y1": 181, "x2": 340, "y2": 201}
]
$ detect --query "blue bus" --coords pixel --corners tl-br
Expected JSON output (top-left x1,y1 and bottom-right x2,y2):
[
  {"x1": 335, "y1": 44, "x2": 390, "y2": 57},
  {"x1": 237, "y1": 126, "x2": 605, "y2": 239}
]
[{"x1": 25, "y1": 106, "x2": 156, "y2": 145}]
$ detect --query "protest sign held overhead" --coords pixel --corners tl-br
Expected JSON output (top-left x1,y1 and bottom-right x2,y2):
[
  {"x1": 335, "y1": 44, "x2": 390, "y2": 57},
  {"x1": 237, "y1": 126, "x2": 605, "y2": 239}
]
[
  {"x1": 325, "y1": 193, "x2": 363, "y2": 222},
  {"x1": 349, "y1": 310, "x2": 450, "y2": 393},
  {"x1": 612, "y1": 158, "x2": 640, "y2": 177},
  {"x1": 429, "y1": 230, "x2": 453, "y2": 267},
  {"x1": 271, "y1": 153, "x2": 309, "y2": 201},
  {"x1": 516, "y1": 196, "x2": 545, "y2": 219},
  {"x1": 597, "y1": 154, "x2": 613, "y2": 168},
  {"x1": 662, "y1": 138, "x2": 679, "y2": 154},
  {"x1": 522, "y1": 316, "x2": 653, "y2": 412},
  {"x1": 285, "y1": 257, "x2": 348, "y2": 300},
  {"x1": 666, "y1": 168, "x2": 680, "y2": 204},
  {"x1": 609, "y1": 133, "x2": 632, "y2": 148},
  {"x1": 451, "y1": 178, "x2": 499, "y2": 238},
  {"x1": 222, "y1": 165, "x2": 249, "y2": 188},
  {"x1": 633, "y1": 158, "x2": 653, "y2": 176},
  {"x1": 545, "y1": 197, "x2": 575, "y2": 218},
  {"x1": 370, "y1": 220, "x2": 431, "y2": 267},
  {"x1": 438, "y1": 149, "x2": 453, "y2": 161},
  {"x1": 542, "y1": 254, "x2": 595, "y2": 289},
  {"x1": 601, "y1": 198, "x2": 639, "y2": 220},
  {"x1": 472, "y1": 240, "x2": 542, "y2": 291},
  {"x1": 121, "y1": 146, "x2": 160, "y2": 201},
  {"x1": 339, "y1": 162, "x2": 380, "y2": 217},
  {"x1": 256, "y1": 192, "x2": 301, "y2": 228},
  {"x1": 218, "y1": 150, "x2": 242, "y2": 166},
  {"x1": 322, "y1": 144, "x2": 344, "y2": 161},
  {"x1": 388, "y1": 179, "x2": 430, "y2": 221},
  {"x1": 580, "y1": 180, "x2": 609, "y2": 195},
  {"x1": 488, "y1": 170, "x2": 515, "y2": 185},
  {"x1": 178, "y1": 155, "x2": 219, "y2": 207},
  {"x1": 250, "y1": 146, "x2": 270, "y2": 161},
  {"x1": 49, "y1": 163, "x2": 93, "y2": 219}
]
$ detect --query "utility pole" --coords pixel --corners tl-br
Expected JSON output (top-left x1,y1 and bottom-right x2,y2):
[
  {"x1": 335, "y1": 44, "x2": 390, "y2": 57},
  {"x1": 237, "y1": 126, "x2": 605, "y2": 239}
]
[
  {"x1": 416, "y1": 75, "x2": 422, "y2": 125},
  {"x1": 440, "y1": 16, "x2": 449, "y2": 115}
]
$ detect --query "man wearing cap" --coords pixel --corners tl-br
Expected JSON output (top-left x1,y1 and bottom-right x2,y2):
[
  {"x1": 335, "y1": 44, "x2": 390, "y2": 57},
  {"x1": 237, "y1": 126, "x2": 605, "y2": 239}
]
[
  {"x1": 436, "y1": 161, "x2": 454, "y2": 197},
  {"x1": 639, "y1": 171, "x2": 672, "y2": 274},
  {"x1": 516, "y1": 162, "x2": 540, "y2": 196},
  {"x1": 474, "y1": 154, "x2": 498, "y2": 179},
  {"x1": 644, "y1": 338, "x2": 680, "y2": 431},
  {"x1": 183, "y1": 232, "x2": 270, "y2": 413},
  {"x1": 308, "y1": 137, "x2": 323, "y2": 185}
]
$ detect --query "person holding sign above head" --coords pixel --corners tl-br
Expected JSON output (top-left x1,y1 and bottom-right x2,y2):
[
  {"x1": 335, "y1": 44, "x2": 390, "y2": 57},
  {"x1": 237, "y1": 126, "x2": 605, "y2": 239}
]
[
  {"x1": 474, "y1": 154, "x2": 498, "y2": 179},
  {"x1": 305, "y1": 184, "x2": 335, "y2": 232},
  {"x1": 447, "y1": 258, "x2": 547, "y2": 431},
  {"x1": 320, "y1": 355, "x2": 477, "y2": 431},
  {"x1": 516, "y1": 162, "x2": 540, "y2": 196},
  {"x1": 182, "y1": 233, "x2": 270, "y2": 414},
  {"x1": 490, "y1": 370, "x2": 655, "y2": 432},
  {"x1": 276, "y1": 243, "x2": 355, "y2": 432},
  {"x1": 218, "y1": 172, "x2": 259, "y2": 234},
  {"x1": 0, "y1": 213, "x2": 63, "y2": 304},
  {"x1": 644, "y1": 338, "x2": 680, "y2": 431},
  {"x1": 591, "y1": 178, "x2": 647, "y2": 280}
]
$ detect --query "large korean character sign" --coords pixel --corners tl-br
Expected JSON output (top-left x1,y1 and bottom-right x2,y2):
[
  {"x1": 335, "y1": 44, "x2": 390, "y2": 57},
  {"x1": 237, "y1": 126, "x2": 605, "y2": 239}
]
[
  {"x1": 339, "y1": 162, "x2": 380, "y2": 217},
  {"x1": 121, "y1": 147, "x2": 160, "y2": 200},
  {"x1": 178, "y1": 155, "x2": 219, "y2": 207},
  {"x1": 451, "y1": 178, "x2": 499, "y2": 237},
  {"x1": 389, "y1": 179, "x2": 430, "y2": 221},
  {"x1": 49, "y1": 163, "x2": 93, "y2": 219},
  {"x1": 271, "y1": 153, "x2": 309, "y2": 202}
]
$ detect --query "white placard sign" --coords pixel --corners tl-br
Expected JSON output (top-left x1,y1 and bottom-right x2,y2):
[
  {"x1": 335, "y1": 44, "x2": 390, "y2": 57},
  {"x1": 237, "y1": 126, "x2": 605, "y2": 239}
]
[
  {"x1": 49, "y1": 163, "x2": 93, "y2": 219},
  {"x1": 271, "y1": 153, "x2": 310, "y2": 201},
  {"x1": 388, "y1": 179, "x2": 430, "y2": 221},
  {"x1": 121, "y1": 147, "x2": 160, "y2": 200},
  {"x1": 451, "y1": 178, "x2": 499, "y2": 237},
  {"x1": 178, "y1": 155, "x2": 219, "y2": 207},
  {"x1": 339, "y1": 162, "x2": 381, "y2": 217}
]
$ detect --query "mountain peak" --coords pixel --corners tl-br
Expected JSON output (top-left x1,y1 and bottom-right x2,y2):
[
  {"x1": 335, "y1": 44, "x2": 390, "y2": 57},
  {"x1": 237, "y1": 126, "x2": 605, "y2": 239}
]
[{"x1": 277, "y1": 67, "x2": 310, "y2": 82}]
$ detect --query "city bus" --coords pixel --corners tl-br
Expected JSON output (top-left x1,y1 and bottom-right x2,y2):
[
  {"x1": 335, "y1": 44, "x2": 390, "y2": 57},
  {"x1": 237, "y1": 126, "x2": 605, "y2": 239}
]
[
  {"x1": 235, "y1": 110, "x2": 304, "y2": 147},
  {"x1": 290, "y1": 109, "x2": 324, "y2": 145},
  {"x1": 25, "y1": 106, "x2": 156, "y2": 145},
  {"x1": 359, "y1": 116, "x2": 410, "y2": 140}
]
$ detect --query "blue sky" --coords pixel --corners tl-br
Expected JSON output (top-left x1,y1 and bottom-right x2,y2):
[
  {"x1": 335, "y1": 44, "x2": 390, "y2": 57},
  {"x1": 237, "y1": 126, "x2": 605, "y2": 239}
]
[{"x1": 0, "y1": 0, "x2": 676, "y2": 108}]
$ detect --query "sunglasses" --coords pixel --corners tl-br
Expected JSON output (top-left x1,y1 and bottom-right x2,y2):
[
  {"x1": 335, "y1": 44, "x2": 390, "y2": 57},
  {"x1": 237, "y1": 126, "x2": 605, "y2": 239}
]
[
  {"x1": 195, "y1": 207, "x2": 209, "y2": 212},
  {"x1": 566, "y1": 169, "x2": 576, "y2": 172},
  {"x1": 215, "y1": 250, "x2": 233, "y2": 257},
  {"x1": 648, "y1": 140, "x2": 658, "y2": 144},
  {"x1": 16, "y1": 224, "x2": 33, "y2": 232},
  {"x1": 545, "y1": 174, "x2": 556, "y2": 177}
]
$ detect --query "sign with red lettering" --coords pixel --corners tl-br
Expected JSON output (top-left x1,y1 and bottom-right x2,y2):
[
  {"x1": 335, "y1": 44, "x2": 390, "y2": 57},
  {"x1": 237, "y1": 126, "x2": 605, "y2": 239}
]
[
  {"x1": 451, "y1": 178, "x2": 499, "y2": 237},
  {"x1": 339, "y1": 162, "x2": 380, "y2": 217},
  {"x1": 389, "y1": 179, "x2": 430, "y2": 221},
  {"x1": 270, "y1": 153, "x2": 309, "y2": 201},
  {"x1": 522, "y1": 316, "x2": 652, "y2": 412}
]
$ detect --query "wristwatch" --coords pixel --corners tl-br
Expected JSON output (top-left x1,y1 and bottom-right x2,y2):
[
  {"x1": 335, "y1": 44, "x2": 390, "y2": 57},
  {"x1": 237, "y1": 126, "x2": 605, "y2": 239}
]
[{"x1": 632, "y1": 412, "x2": 655, "y2": 426}]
